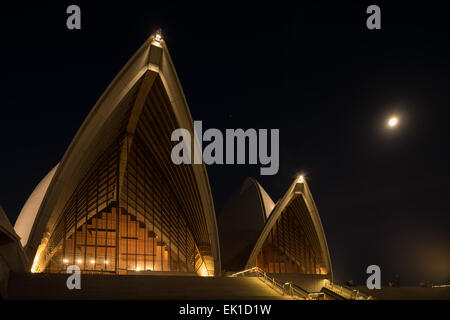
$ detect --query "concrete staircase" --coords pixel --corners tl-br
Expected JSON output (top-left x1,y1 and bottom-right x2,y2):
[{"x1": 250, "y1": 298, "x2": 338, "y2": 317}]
[{"x1": 7, "y1": 272, "x2": 293, "y2": 300}]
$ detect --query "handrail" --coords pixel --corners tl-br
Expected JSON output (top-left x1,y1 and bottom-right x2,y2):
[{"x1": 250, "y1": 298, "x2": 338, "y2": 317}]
[
  {"x1": 291, "y1": 282, "x2": 310, "y2": 297},
  {"x1": 230, "y1": 267, "x2": 308, "y2": 299},
  {"x1": 323, "y1": 282, "x2": 373, "y2": 300},
  {"x1": 230, "y1": 267, "x2": 261, "y2": 277},
  {"x1": 231, "y1": 267, "x2": 374, "y2": 300}
]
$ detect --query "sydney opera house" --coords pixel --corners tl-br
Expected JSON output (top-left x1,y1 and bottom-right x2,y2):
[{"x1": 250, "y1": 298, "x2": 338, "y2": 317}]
[{"x1": 0, "y1": 32, "x2": 364, "y2": 300}]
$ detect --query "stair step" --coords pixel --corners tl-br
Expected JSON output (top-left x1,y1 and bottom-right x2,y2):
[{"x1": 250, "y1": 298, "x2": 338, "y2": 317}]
[{"x1": 7, "y1": 273, "x2": 293, "y2": 300}]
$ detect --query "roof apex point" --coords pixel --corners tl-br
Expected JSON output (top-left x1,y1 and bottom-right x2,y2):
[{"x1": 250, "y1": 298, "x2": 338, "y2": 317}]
[{"x1": 151, "y1": 29, "x2": 164, "y2": 46}]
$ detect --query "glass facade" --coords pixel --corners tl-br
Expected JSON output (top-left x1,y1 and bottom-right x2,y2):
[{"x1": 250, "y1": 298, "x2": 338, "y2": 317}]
[
  {"x1": 40, "y1": 76, "x2": 211, "y2": 275},
  {"x1": 43, "y1": 136, "x2": 201, "y2": 274},
  {"x1": 254, "y1": 197, "x2": 327, "y2": 275}
]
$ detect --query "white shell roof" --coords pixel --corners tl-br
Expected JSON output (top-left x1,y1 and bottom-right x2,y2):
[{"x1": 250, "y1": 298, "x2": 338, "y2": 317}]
[
  {"x1": 256, "y1": 182, "x2": 275, "y2": 219},
  {"x1": 14, "y1": 164, "x2": 59, "y2": 247}
]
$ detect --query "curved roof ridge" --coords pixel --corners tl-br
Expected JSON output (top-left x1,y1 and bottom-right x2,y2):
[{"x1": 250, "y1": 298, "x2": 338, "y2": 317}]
[
  {"x1": 243, "y1": 177, "x2": 275, "y2": 220},
  {"x1": 14, "y1": 164, "x2": 59, "y2": 247},
  {"x1": 254, "y1": 180, "x2": 275, "y2": 219}
]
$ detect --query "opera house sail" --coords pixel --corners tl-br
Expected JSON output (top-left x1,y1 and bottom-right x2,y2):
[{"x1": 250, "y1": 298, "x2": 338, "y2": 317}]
[
  {"x1": 248, "y1": 177, "x2": 332, "y2": 279},
  {"x1": 0, "y1": 31, "x2": 342, "y2": 300},
  {"x1": 219, "y1": 176, "x2": 333, "y2": 282},
  {"x1": 13, "y1": 33, "x2": 220, "y2": 276}
]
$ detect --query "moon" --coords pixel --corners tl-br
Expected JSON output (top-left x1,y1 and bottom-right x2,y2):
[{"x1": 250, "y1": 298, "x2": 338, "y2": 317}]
[{"x1": 388, "y1": 116, "x2": 399, "y2": 128}]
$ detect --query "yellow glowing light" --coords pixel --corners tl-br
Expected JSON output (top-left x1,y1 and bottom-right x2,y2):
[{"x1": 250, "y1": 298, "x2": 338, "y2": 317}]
[
  {"x1": 147, "y1": 267, "x2": 153, "y2": 271},
  {"x1": 31, "y1": 251, "x2": 42, "y2": 273},
  {"x1": 388, "y1": 116, "x2": 398, "y2": 128},
  {"x1": 298, "y1": 175, "x2": 304, "y2": 183},
  {"x1": 198, "y1": 263, "x2": 209, "y2": 277},
  {"x1": 90, "y1": 259, "x2": 95, "y2": 264},
  {"x1": 152, "y1": 30, "x2": 163, "y2": 47},
  {"x1": 77, "y1": 259, "x2": 82, "y2": 264},
  {"x1": 105, "y1": 260, "x2": 109, "y2": 264},
  {"x1": 63, "y1": 259, "x2": 69, "y2": 264},
  {"x1": 136, "y1": 266, "x2": 141, "y2": 271},
  {"x1": 31, "y1": 239, "x2": 49, "y2": 273}
]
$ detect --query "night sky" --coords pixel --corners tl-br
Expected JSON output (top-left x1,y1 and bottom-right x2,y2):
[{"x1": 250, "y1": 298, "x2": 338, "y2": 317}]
[{"x1": 1, "y1": 2, "x2": 449, "y2": 285}]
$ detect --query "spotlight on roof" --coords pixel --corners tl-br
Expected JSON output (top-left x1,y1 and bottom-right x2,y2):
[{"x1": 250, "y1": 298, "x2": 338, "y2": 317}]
[
  {"x1": 298, "y1": 175, "x2": 304, "y2": 183},
  {"x1": 152, "y1": 29, "x2": 163, "y2": 47}
]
